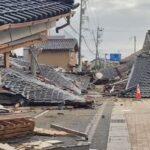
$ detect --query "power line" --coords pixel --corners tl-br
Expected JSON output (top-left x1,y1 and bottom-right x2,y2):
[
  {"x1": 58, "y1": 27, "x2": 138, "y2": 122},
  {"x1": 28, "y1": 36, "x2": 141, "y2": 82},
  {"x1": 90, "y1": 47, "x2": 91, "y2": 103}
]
[
  {"x1": 69, "y1": 24, "x2": 95, "y2": 55},
  {"x1": 82, "y1": 36, "x2": 96, "y2": 55},
  {"x1": 64, "y1": 30, "x2": 74, "y2": 38},
  {"x1": 69, "y1": 24, "x2": 80, "y2": 35}
]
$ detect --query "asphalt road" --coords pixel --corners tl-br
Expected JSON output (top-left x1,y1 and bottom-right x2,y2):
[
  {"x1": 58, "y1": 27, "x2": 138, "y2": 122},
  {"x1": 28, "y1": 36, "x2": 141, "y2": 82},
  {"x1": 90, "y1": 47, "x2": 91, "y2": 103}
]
[{"x1": 3, "y1": 101, "x2": 113, "y2": 150}]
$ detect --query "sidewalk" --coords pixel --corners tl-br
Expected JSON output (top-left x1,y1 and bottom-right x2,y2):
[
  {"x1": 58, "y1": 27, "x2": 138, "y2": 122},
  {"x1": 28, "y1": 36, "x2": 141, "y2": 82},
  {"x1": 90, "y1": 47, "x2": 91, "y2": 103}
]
[
  {"x1": 124, "y1": 100, "x2": 150, "y2": 150},
  {"x1": 107, "y1": 101, "x2": 131, "y2": 150}
]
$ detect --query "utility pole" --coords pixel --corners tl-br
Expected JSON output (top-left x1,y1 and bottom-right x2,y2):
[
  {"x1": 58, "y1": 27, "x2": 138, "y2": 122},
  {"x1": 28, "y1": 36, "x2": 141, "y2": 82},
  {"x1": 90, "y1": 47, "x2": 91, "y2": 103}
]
[
  {"x1": 78, "y1": 0, "x2": 88, "y2": 71},
  {"x1": 134, "y1": 36, "x2": 137, "y2": 53},
  {"x1": 95, "y1": 26, "x2": 104, "y2": 70}
]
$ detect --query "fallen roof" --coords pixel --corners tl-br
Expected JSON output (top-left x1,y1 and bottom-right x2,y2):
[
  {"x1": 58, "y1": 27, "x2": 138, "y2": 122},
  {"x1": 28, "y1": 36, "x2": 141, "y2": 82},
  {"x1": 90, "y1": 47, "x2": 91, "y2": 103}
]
[
  {"x1": 121, "y1": 30, "x2": 150, "y2": 98},
  {"x1": 37, "y1": 38, "x2": 78, "y2": 51},
  {"x1": 2, "y1": 68, "x2": 85, "y2": 105},
  {"x1": 12, "y1": 59, "x2": 82, "y2": 95},
  {"x1": 0, "y1": 0, "x2": 75, "y2": 26},
  {"x1": 122, "y1": 54, "x2": 150, "y2": 98}
]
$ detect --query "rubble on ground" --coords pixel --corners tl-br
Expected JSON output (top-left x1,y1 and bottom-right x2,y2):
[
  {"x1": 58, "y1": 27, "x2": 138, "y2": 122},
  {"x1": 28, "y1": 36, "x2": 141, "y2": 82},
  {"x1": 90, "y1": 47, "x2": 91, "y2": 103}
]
[
  {"x1": 0, "y1": 117, "x2": 34, "y2": 140},
  {"x1": 103, "y1": 79, "x2": 128, "y2": 97},
  {"x1": 1, "y1": 68, "x2": 91, "y2": 107}
]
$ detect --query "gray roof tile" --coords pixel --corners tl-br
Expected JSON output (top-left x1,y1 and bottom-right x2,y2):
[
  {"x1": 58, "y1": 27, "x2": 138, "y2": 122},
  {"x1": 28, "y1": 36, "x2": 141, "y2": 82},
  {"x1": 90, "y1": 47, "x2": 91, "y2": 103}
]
[
  {"x1": 0, "y1": 0, "x2": 75, "y2": 26},
  {"x1": 38, "y1": 38, "x2": 78, "y2": 51},
  {"x1": 2, "y1": 68, "x2": 84, "y2": 105},
  {"x1": 122, "y1": 30, "x2": 150, "y2": 98},
  {"x1": 123, "y1": 54, "x2": 150, "y2": 98}
]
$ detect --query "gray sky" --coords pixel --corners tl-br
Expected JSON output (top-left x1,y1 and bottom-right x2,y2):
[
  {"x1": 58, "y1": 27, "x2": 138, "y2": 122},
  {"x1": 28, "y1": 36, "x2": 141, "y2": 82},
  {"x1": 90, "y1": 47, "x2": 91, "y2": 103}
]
[{"x1": 53, "y1": 0, "x2": 150, "y2": 60}]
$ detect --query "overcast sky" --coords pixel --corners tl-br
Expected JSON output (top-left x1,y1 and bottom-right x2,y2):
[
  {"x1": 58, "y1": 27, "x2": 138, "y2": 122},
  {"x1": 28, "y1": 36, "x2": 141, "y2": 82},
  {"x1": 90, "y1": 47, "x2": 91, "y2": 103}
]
[{"x1": 53, "y1": 0, "x2": 150, "y2": 60}]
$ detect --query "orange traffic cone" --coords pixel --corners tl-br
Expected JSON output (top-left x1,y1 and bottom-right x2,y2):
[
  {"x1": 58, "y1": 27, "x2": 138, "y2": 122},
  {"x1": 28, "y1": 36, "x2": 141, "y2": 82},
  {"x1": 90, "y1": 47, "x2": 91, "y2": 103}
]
[{"x1": 136, "y1": 84, "x2": 142, "y2": 100}]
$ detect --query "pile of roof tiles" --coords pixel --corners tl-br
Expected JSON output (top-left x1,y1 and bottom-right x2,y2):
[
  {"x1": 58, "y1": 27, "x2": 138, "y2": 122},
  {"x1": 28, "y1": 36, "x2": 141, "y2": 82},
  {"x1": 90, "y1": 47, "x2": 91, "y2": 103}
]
[
  {"x1": 64, "y1": 73, "x2": 91, "y2": 92},
  {"x1": 100, "y1": 67, "x2": 119, "y2": 80},
  {"x1": 1, "y1": 68, "x2": 87, "y2": 106},
  {"x1": 12, "y1": 59, "x2": 82, "y2": 95},
  {"x1": 94, "y1": 55, "x2": 138, "y2": 85},
  {"x1": 0, "y1": 0, "x2": 75, "y2": 26},
  {"x1": 121, "y1": 54, "x2": 150, "y2": 98}
]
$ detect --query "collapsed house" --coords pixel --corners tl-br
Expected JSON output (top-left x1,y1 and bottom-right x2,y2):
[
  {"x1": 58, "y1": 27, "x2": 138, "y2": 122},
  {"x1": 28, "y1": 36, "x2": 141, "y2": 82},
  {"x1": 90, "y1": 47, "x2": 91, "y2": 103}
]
[
  {"x1": 0, "y1": 58, "x2": 92, "y2": 107},
  {"x1": 121, "y1": 30, "x2": 150, "y2": 98},
  {"x1": 0, "y1": 0, "x2": 93, "y2": 107},
  {"x1": 94, "y1": 57, "x2": 135, "y2": 85},
  {"x1": 12, "y1": 59, "x2": 82, "y2": 95},
  {"x1": 24, "y1": 38, "x2": 79, "y2": 72},
  {"x1": 102, "y1": 30, "x2": 150, "y2": 98},
  {"x1": 1, "y1": 67, "x2": 90, "y2": 106},
  {"x1": 122, "y1": 53, "x2": 150, "y2": 98}
]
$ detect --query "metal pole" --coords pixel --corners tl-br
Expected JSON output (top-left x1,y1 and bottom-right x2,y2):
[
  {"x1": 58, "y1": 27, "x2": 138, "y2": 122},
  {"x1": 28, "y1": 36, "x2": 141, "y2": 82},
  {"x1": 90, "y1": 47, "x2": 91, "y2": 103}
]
[
  {"x1": 95, "y1": 27, "x2": 99, "y2": 69},
  {"x1": 134, "y1": 36, "x2": 137, "y2": 53},
  {"x1": 78, "y1": 0, "x2": 83, "y2": 71}
]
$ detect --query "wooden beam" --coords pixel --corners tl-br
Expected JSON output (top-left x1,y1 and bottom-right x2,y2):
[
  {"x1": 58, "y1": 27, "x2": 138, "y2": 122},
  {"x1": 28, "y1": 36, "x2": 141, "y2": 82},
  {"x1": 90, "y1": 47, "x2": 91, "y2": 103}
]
[
  {"x1": 51, "y1": 124, "x2": 88, "y2": 140},
  {"x1": 0, "y1": 12, "x2": 74, "y2": 31},
  {"x1": 0, "y1": 39, "x2": 43, "y2": 54},
  {"x1": 4, "y1": 52, "x2": 10, "y2": 68}
]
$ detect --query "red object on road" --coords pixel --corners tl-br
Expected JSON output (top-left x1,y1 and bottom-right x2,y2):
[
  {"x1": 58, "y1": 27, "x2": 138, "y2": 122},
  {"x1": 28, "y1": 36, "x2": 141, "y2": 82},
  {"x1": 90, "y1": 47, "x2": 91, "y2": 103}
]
[{"x1": 136, "y1": 84, "x2": 142, "y2": 100}]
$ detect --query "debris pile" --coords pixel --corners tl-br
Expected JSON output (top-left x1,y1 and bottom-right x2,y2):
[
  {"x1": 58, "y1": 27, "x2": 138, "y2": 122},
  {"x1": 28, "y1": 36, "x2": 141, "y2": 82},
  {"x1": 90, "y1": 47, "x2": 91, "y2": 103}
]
[
  {"x1": 64, "y1": 73, "x2": 91, "y2": 93},
  {"x1": 121, "y1": 53, "x2": 150, "y2": 98},
  {"x1": 101, "y1": 31, "x2": 150, "y2": 98},
  {"x1": 12, "y1": 59, "x2": 82, "y2": 95},
  {"x1": 0, "y1": 117, "x2": 34, "y2": 140},
  {"x1": 1, "y1": 69, "x2": 90, "y2": 107}
]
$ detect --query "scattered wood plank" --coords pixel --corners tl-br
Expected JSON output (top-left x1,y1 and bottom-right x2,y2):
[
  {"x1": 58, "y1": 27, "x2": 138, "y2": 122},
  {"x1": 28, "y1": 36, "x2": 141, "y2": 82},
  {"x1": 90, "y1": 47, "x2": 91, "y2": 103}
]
[
  {"x1": 51, "y1": 124, "x2": 88, "y2": 140},
  {"x1": 18, "y1": 140, "x2": 62, "y2": 150},
  {"x1": 34, "y1": 127, "x2": 69, "y2": 136},
  {"x1": 0, "y1": 143, "x2": 16, "y2": 150}
]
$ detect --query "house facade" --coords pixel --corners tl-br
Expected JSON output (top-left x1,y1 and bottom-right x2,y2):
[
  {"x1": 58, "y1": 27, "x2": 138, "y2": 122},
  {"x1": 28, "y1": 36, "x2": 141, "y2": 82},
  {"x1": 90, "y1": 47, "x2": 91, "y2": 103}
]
[{"x1": 24, "y1": 38, "x2": 79, "y2": 71}]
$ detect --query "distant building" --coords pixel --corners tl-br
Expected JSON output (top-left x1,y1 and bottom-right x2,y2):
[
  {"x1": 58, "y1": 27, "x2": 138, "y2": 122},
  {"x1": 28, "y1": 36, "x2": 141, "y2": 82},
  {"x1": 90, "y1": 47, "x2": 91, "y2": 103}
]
[{"x1": 24, "y1": 38, "x2": 79, "y2": 72}]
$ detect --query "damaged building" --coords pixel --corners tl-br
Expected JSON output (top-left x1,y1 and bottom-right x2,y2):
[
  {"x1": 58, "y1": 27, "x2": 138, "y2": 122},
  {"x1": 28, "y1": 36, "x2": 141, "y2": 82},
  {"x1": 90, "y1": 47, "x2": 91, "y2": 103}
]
[
  {"x1": 101, "y1": 30, "x2": 150, "y2": 98},
  {"x1": 0, "y1": 0, "x2": 93, "y2": 107},
  {"x1": 24, "y1": 38, "x2": 79, "y2": 72},
  {"x1": 121, "y1": 30, "x2": 150, "y2": 98}
]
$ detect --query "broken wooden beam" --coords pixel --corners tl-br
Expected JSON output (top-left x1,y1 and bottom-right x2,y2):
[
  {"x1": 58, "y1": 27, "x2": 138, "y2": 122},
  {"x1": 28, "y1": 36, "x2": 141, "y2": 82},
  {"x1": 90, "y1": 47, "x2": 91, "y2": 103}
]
[
  {"x1": 51, "y1": 124, "x2": 88, "y2": 140},
  {"x1": 34, "y1": 127, "x2": 69, "y2": 137}
]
